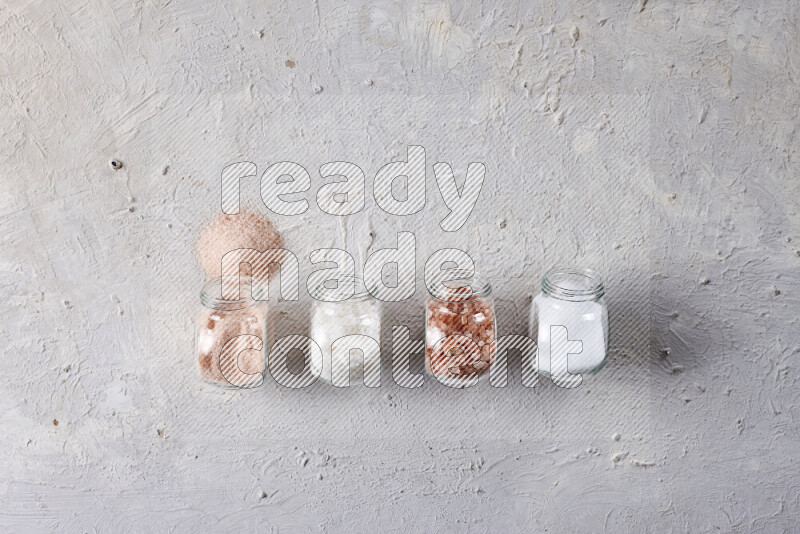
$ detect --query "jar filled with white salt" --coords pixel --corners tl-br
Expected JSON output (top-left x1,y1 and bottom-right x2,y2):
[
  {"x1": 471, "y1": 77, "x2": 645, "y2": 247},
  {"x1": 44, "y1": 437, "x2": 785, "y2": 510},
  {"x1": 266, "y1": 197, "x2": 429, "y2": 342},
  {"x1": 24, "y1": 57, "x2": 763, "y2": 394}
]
[
  {"x1": 196, "y1": 277, "x2": 267, "y2": 388},
  {"x1": 530, "y1": 267, "x2": 608, "y2": 380},
  {"x1": 310, "y1": 276, "x2": 382, "y2": 387}
]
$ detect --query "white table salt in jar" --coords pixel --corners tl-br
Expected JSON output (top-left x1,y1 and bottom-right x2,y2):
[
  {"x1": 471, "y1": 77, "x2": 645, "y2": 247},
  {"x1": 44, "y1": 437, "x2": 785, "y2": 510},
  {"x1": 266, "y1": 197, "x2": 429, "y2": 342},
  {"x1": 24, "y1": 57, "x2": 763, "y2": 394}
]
[
  {"x1": 530, "y1": 267, "x2": 608, "y2": 380},
  {"x1": 310, "y1": 276, "x2": 382, "y2": 386}
]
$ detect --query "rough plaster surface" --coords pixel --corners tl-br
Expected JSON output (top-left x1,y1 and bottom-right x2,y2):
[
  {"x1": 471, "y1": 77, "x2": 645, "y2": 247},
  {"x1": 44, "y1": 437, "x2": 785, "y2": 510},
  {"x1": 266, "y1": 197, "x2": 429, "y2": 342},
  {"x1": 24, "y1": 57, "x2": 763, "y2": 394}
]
[{"x1": 1, "y1": 0, "x2": 799, "y2": 532}]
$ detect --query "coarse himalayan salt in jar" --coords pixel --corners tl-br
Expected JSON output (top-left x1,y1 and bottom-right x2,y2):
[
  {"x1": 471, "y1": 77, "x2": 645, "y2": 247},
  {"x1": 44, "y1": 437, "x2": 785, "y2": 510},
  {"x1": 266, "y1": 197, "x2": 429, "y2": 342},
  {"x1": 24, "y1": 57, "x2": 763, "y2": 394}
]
[
  {"x1": 425, "y1": 270, "x2": 496, "y2": 387},
  {"x1": 530, "y1": 267, "x2": 608, "y2": 379},
  {"x1": 196, "y1": 277, "x2": 267, "y2": 388},
  {"x1": 309, "y1": 276, "x2": 381, "y2": 386}
]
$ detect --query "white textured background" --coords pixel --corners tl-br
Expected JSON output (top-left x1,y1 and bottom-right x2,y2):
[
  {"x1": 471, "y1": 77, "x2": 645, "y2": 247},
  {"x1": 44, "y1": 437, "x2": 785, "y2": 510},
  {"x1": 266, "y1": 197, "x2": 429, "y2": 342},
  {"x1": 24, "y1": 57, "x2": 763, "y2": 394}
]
[{"x1": 1, "y1": 0, "x2": 799, "y2": 532}]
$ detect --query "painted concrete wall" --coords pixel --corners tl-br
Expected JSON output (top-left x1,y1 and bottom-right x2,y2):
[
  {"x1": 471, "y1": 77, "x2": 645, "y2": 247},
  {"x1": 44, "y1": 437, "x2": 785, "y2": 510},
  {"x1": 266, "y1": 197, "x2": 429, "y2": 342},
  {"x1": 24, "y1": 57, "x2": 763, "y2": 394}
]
[{"x1": 1, "y1": 0, "x2": 798, "y2": 531}]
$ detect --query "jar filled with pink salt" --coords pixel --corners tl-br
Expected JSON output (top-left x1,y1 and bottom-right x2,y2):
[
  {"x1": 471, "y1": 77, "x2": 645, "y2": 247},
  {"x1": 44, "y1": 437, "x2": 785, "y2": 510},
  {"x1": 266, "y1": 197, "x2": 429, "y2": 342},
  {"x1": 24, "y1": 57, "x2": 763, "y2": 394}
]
[
  {"x1": 196, "y1": 277, "x2": 267, "y2": 388},
  {"x1": 425, "y1": 270, "x2": 496, "y2": 387}
]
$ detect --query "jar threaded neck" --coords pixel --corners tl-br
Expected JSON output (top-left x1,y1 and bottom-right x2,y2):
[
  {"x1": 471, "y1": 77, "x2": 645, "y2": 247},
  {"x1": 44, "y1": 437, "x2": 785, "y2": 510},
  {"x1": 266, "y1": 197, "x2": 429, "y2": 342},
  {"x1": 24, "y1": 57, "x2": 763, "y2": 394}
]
[
  {"x1": 312, "y1": 275, "x2": 374, "y2": 302},
  {"x1": 542, "y1": 267, "x2": 604, "y2": 301},
  {"x1": 427, "y1": 269, "x2": 492, "y2": 302},
  {"x1": 200, "y1": 276, "x2": 259, "y2": 311}
]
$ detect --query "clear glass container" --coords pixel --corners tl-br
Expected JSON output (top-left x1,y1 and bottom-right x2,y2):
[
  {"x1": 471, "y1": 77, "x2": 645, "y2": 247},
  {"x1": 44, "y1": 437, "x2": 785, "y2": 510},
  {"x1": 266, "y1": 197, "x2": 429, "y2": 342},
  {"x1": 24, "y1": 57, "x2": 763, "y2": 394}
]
[
  {"x1": 310, "y1": 276, "x2": 382, "y2": 385},
  {"x1": 425, "y1": 270, "x2": 496, "y2": 386},
  {"x1": 530, "y1": 267, "x2": 608, "y2": 377},
  {"x1": 196, "y1": 277, "x2": 267, "y2": 388}
]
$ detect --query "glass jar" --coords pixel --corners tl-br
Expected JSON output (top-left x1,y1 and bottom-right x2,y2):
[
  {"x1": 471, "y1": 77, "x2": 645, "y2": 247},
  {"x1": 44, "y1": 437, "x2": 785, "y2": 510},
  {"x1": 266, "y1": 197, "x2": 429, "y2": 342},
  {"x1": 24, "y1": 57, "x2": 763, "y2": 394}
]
[
  {"x1": 196, "y1": 277, "x2": 267, "y2": 388},
  {"x1": 310, "y1": 276, "x2": 382, "y2": 386},
  {"x1": 530, "y1": 267, "x2": 608, "y2": 379},
  {"x1": 425, "y1": 270, "x2": 496, "y2": 386}
]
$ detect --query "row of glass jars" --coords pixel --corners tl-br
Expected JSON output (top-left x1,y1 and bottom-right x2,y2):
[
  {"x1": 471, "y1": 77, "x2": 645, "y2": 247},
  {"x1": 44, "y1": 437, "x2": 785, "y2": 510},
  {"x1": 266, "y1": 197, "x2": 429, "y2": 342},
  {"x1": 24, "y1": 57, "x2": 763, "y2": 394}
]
[{"x1": 196, "y1": 268, "x2": 608, "y2": 387}]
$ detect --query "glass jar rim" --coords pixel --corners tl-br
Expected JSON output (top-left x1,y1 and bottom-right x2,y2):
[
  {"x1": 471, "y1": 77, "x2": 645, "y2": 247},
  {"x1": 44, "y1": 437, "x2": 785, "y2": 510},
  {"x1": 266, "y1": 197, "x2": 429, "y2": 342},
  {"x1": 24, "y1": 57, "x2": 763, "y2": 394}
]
[
  {"x1": 200, "y1": 276, "x2": 262, "y2": 311},
  {"x1": 542, "y1": 266, "x2": 605, "y2": 301},
  {"x1": 427, "y1": 269, "x2": 492, "y2": 302},
  {"x1": 311, "y1": 274, "x2": 375, "y2": 302}
]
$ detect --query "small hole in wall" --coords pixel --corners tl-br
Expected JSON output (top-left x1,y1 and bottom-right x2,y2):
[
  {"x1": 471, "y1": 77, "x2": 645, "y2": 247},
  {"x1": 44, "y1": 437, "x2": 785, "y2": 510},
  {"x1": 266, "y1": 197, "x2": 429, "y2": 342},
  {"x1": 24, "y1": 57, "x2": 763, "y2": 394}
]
[{"x1": 110, "y1": 159, "x2": 123, "y2": 170}]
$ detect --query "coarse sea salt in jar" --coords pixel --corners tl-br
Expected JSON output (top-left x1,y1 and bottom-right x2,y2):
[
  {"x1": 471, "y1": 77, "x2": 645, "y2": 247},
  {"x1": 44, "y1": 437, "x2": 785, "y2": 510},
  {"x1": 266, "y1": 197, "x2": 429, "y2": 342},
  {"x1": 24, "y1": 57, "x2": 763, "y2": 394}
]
[
  {"x1": 530, "y1": 267, "x2": 608, "y2": 380},
  {"x1": 310, "y1": 276, "x2": 382, "y2": 386},
  {"x1": 425, "y1": 269, "x2": 496, "y2": 387}
]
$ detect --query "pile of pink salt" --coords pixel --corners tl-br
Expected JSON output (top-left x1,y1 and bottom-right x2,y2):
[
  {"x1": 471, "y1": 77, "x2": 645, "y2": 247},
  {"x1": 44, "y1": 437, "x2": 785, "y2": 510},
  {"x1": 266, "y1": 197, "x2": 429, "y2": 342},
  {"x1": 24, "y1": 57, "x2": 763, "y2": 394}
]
[{"x1": 196, "y1": 211, "x2": 282, "y2": 279}]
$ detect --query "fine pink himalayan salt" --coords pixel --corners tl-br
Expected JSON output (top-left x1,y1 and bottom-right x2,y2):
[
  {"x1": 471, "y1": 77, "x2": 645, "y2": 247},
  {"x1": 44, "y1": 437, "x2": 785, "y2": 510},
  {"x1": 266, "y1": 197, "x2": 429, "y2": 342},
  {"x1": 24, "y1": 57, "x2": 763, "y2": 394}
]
[{"x1": 197, "y1": 212, "x2": 282, "y2": 279}]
